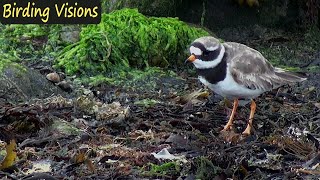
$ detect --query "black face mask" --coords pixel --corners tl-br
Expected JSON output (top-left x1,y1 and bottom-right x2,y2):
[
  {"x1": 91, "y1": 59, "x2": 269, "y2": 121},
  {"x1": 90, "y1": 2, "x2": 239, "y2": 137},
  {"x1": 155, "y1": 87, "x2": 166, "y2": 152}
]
[{"x1": 190, "y1": 42, "x2": 221, "y2": 62}]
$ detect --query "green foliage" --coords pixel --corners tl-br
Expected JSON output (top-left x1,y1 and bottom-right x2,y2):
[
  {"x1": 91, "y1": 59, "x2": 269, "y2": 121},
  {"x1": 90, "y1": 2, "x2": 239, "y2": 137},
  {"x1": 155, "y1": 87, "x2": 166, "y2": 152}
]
[{"x1": 55, "y1": 8, "x2": 209, "y2": 76}]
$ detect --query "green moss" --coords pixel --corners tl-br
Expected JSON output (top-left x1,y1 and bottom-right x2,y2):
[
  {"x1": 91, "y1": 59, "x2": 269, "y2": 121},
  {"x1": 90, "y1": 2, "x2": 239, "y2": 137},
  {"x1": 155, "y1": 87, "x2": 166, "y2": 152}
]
[
  {"x1": 151, "y1": 162, "x2": 179, "y2": 173},
  {"x1": 282, "y1": 66, "x2": 301, "y2": 72},
  {"x1": 307, "y1": 66, "x2": 320, "y2": 73},
  {"x1": 81, "y1": 66, "x2": 177, "y2": 91},
  {"x1": 134, "y1": 98, "x2": 159, "y2": 108},
  {"x1": 0, "y1": 24, "x2": 48, "y2": 61},
  {"x1": 0, "y1": 24, "x2": 69, "y2": 72},
  {"x1": 141, "y1": 162, "x2": 181, "y2": 177},
  {"x1": 54, "y1": 8, "x2": 209, "y2": 76},
  {"x1": 0, "y1": 23, "x2": 80, "y2": 65},
  {"x1": 0, "y1": 44, "x2": 24, "y2": 72},
  {"x1": 0, "y1": 54, "x2": 17, "y2": 72}
]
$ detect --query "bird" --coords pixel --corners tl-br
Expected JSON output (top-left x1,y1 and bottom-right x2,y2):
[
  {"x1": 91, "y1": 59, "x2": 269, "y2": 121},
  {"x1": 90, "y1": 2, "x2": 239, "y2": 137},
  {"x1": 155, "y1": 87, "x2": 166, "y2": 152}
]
[{"x1": 185, "y1": 36, "x2": 306, "y2": 135}]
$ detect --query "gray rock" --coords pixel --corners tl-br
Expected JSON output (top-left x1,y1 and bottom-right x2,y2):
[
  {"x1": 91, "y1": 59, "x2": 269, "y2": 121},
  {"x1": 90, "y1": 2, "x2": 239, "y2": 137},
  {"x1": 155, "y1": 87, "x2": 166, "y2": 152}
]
[
  {"x1": 60, "y1": 26, "x2": 80, "y2": 44},
  {"x1": 0, "y1": 65, "x2": 68, "y2": 104}
]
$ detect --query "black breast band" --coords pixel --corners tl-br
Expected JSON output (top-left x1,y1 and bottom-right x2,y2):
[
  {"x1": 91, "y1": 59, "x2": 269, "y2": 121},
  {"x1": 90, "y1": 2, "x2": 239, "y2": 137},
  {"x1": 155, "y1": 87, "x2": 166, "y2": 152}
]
[{"x1": 196, "y1": 53, "x2": 227, "y2": 84}]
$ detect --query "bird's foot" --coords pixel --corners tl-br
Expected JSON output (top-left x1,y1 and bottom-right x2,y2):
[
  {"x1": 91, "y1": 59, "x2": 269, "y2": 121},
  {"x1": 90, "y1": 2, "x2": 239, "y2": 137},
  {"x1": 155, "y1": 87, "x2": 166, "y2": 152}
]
[
  {"x1": 221, "y1": 124, "x2": 233, "y2": 132},
  {"x1": 242, "y1": 126, "x2": 251, "y2": 136},
  {"x1": 219, "y1": 128, "x2": 240, "y2": 143}
]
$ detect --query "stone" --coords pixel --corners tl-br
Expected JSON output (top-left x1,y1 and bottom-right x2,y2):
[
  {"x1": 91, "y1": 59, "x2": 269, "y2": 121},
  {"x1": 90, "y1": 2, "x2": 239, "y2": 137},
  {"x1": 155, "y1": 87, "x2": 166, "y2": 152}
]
[
  {"x1": 46, "y1": 72, "x2": 61, "y2": 83},
  {"x1": 0, "y1": 65, "x2": 68, "y2": 104}
]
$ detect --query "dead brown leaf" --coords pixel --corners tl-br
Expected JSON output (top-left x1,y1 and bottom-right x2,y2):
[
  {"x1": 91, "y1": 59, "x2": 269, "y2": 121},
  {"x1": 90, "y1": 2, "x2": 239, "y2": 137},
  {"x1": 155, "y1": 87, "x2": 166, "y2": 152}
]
[
  {"x1": 74, "y1": 151, "x2": 86, "y2": 164},
  {"x1": 0, "y1": 139, "x2": 17, "y2": 170},
  {"x1": 85, "y1": 159, "x2": 95, "y2": 172},
  {"x1": 72, "y1": 149, "x2": 96, "y2": 173},
  {"x1": 178, "y1": 89, "x2": 209, "y2": 104}
]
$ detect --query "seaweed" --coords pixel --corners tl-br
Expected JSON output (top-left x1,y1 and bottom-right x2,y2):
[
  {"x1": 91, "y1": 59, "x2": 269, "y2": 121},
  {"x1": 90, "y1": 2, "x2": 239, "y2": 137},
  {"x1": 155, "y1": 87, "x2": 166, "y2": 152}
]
[
  {"x1": 54, "y1": 8, "x2": 209, "y2": 76},
  {"x1": 0, "y1": 24, "x2": 48, "y2": 61}
]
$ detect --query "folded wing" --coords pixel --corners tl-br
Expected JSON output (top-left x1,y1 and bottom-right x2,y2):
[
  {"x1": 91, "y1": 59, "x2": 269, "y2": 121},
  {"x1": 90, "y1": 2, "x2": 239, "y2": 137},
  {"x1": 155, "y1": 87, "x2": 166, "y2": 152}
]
[{"x1": 224, "y1": 42, "x2": 306, "y2": 91}]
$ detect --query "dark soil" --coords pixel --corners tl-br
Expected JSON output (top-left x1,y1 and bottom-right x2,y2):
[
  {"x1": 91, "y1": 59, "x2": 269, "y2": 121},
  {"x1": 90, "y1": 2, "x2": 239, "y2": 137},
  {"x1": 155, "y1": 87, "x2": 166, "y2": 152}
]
[{"x1": 0, "y1": 70, "x2": 319, "y2": 179}]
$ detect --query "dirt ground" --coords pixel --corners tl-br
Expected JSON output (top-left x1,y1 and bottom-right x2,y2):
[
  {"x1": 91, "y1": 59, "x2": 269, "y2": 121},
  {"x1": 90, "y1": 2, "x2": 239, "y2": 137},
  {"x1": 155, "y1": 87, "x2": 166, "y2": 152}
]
[{"x1": 0, "y1": 69, "x2": 319, "y2": 179}]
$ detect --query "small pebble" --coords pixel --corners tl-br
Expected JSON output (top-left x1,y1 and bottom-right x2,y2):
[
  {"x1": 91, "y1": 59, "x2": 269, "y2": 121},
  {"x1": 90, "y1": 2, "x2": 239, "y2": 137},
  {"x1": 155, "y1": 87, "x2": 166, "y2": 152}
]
[{"x1": 46, "y1": 72, "x2": 61, "y2": 83}]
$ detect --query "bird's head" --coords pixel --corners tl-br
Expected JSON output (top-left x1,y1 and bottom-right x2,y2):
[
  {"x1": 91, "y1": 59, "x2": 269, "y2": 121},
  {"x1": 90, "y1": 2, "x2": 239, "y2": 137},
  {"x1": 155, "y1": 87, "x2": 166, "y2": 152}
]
[{"x1": 186, "y1": 36, "x2": 225, "y2": 69}]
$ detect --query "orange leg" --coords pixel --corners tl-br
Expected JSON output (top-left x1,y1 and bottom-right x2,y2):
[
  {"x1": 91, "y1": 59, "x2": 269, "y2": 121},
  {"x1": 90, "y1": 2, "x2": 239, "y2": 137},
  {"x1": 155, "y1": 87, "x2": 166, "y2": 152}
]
[
  {"x1": 222, "y1": 98, "x2": 239, "y2": 131},
  {"x1": 242, "y1": 100, "x2": 256, "y2": 135}
]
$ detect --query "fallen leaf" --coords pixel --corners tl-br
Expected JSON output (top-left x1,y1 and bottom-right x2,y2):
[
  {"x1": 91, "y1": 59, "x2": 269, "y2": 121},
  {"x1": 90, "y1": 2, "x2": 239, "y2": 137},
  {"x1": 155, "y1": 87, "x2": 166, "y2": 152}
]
[
  {"x1": 85, "y1": 159, "x2": 95, "y2": 172},
  {"x1": 0, "y1": 139, "x2": 17, "y2": 170},
  {"x1": 179, "y1": 89, "x2": 209, "y2": 104},
  {"x1": 72, "y1": 149, "x2": 95, "y2": 173},
  {"x1": 74, "y1": 151, "x2": 86, "y2": 164}
]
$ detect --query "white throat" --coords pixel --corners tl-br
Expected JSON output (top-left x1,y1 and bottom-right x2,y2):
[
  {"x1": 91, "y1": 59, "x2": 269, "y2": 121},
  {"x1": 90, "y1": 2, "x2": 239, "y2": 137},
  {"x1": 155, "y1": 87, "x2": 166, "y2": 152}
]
[{"x1": 193, "y1": 45, "x2": 225, "y2": 69}]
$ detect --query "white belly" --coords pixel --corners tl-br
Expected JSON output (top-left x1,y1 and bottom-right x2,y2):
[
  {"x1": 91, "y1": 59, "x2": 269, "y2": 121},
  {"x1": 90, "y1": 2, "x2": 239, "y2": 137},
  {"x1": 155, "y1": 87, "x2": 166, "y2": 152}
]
[{"x1": 198, "y1": 72, "x2": 265, "y2": 99}]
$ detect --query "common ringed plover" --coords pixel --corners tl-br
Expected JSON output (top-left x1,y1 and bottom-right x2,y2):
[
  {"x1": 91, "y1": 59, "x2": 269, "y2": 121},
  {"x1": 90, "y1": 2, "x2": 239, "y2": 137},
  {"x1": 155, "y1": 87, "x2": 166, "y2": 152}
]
[{"x1": 186, "y1": 36, "x2": 306, "y2": 135}]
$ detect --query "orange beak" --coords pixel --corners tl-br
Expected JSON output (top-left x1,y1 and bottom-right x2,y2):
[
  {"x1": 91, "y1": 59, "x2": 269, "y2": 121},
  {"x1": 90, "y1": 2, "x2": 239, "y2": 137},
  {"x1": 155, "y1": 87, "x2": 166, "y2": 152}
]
[{"x1": 185, "y1": 54, "x2": 196, "y2": 63}]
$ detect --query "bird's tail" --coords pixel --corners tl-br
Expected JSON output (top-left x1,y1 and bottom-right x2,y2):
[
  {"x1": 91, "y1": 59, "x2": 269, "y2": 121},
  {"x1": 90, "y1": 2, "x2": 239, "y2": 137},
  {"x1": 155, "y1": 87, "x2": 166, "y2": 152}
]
[{"x1": 274, "y1": 68, "x2": 307, "y2": 83}]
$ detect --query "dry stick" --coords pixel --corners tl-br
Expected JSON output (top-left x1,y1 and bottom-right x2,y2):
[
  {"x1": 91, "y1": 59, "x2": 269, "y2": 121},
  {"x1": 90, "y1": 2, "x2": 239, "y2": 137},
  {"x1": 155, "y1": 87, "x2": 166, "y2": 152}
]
[{"x1": 295, "y1": 168, "x2": 320, "y2": 175}]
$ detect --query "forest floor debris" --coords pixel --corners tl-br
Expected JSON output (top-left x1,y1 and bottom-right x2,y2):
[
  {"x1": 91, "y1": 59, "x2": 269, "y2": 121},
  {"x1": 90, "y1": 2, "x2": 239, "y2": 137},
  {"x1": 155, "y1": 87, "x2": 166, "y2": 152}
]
[{"x1": 0, "y1": 71, "x2": 319, "y2": 179}]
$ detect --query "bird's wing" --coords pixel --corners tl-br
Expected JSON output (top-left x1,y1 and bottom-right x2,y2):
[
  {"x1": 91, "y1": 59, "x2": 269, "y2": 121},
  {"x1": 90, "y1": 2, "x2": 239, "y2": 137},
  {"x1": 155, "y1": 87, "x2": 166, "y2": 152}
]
[{"x1": 224, "y1": 42, "x2": 283, "y2": 91}]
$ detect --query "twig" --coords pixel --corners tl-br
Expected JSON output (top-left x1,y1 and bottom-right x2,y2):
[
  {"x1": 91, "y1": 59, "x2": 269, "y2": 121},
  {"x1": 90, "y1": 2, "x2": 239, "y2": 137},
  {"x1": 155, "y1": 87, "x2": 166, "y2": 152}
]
[{"x1": 295, "y1": 168, "x2": 320, "y2": 175}]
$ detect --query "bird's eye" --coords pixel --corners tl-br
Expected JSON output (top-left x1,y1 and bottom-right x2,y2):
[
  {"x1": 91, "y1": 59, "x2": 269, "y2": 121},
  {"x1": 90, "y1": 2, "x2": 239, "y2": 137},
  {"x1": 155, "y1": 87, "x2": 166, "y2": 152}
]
[{"x1": 203, "y1": 51, "x2": 210, "y2": 56}]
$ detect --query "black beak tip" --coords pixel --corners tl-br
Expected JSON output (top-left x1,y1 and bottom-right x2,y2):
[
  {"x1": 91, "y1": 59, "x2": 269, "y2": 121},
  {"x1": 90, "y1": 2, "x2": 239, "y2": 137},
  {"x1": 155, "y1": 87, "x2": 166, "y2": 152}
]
[{"x1": 185, "y1": 59, "x2": 189, "y2": 64}]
